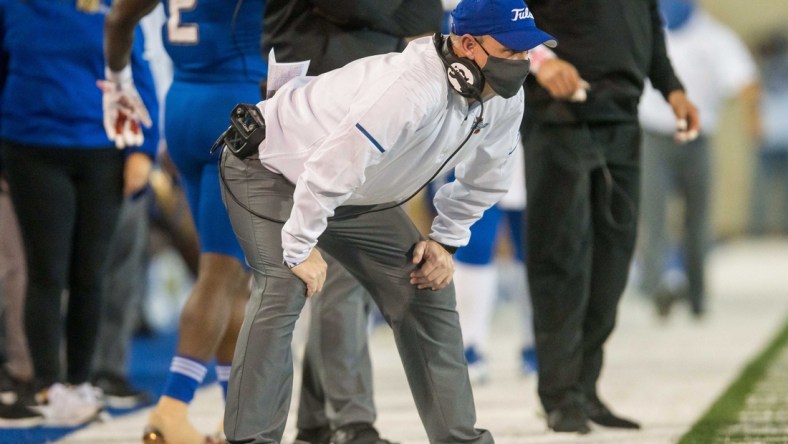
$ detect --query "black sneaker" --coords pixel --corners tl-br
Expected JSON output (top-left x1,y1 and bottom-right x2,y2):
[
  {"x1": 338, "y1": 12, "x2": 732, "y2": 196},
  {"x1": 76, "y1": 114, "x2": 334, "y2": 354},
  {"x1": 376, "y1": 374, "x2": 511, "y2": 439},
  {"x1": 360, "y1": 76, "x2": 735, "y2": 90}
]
[
  {"x1": 0, "y1": 401, "x2": 45, "y2": 428},
  {"x1": 330, "y1": 423, "x2": 397, "y2": 444},
  {"x1": 546, "y1": 403, "x2": 591, "y2": 434},
  {"x1": 91, "y1": 373, "x2": 151, "y2": 409},
  {"x1": 0, "y1": 367, "x2": 18, "y2": 405},
  {"x1": 0, "y1": 367, "x2": 41, "y2": 408}
]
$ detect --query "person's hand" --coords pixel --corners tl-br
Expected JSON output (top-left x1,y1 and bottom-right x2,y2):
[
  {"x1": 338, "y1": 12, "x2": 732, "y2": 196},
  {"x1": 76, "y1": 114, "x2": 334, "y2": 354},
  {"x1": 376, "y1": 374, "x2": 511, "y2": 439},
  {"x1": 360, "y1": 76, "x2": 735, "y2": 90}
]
[
  {"x1": 123, "y1": 152, "x2": 152, "y2": 196},
  {"x1": 97, "y1": 65, "x2": 152, "y2": 149},
  {"x1": 410, "y1": 240, "x2": 455, "y2": 291},
  {"x1": 291, "y1": 248, "x2": 327, "y2": 297},
  {"x1": 667, "y1": 90, "x2": 701, "y2": 143},
  {"x1": 535, "y1": 59, "x2": 589, "y2": 101}
]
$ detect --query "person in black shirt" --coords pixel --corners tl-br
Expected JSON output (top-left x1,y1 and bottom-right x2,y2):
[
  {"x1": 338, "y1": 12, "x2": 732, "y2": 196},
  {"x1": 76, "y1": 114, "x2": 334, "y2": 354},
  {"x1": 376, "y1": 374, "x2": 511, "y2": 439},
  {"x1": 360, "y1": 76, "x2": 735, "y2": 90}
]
[
  {"x1": 264, "y1": 0, "x2": 442, "y2": 76},
  {"x1": 521, "y1": 0, "x2": 700, "y2": 434}
]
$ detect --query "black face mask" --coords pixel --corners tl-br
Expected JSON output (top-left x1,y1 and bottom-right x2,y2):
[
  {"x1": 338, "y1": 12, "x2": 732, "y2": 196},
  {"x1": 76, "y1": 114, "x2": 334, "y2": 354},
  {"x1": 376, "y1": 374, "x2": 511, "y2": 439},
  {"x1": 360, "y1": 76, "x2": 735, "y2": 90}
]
[{"x1": 478, "y1": 42, "x2": 531, "y2": 99}]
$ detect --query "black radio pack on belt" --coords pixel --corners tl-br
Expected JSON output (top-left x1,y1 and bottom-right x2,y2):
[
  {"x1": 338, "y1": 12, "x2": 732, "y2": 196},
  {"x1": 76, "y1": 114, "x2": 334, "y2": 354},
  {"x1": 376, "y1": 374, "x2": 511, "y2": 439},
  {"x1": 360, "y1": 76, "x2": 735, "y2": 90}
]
[{"x1": 211, "y1": 103, "x2": 266, "y2": 160}]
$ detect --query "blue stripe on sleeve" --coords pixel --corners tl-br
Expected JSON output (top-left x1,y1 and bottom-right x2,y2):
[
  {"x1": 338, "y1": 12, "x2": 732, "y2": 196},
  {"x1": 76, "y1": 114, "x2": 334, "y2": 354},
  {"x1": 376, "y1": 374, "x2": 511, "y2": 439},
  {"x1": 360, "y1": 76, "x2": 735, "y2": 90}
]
[{"x1": 355, "y1": 123, "x2": 386, "y2": 153}]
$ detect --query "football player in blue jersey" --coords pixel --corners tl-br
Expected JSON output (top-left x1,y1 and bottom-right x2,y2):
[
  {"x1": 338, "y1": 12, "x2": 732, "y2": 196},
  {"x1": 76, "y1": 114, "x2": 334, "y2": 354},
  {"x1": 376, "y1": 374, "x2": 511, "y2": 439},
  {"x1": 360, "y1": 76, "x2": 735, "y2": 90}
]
[{"x1": 102, "y1": 0, "x2": 266, "y2": 442}]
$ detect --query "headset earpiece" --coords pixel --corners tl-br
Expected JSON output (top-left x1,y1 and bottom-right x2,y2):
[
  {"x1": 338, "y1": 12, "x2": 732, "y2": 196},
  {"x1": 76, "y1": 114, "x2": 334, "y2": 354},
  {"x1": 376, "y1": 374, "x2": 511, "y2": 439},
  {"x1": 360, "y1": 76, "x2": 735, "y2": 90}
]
[{"x1": 432, "y1": 33, "x2": 485, "y2": 99}]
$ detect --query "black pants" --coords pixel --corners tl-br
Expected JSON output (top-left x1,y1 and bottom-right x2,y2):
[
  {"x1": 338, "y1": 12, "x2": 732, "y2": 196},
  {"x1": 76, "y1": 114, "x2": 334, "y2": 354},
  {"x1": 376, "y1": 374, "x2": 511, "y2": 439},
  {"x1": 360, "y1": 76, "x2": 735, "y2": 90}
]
[
  {"x1": 1, "y1": 141, "x2": 124, "y2": 386},
  {"x1": 522, "y1": 121, "x2": 640, "y2": 411}
]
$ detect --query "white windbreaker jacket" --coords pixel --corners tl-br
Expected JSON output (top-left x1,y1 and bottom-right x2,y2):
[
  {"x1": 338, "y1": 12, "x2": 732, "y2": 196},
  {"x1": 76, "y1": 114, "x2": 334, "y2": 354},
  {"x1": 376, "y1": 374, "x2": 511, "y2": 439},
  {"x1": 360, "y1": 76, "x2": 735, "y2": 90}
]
[{"x1": 257, "y1": 36, "x2": 524, "y2": 267}]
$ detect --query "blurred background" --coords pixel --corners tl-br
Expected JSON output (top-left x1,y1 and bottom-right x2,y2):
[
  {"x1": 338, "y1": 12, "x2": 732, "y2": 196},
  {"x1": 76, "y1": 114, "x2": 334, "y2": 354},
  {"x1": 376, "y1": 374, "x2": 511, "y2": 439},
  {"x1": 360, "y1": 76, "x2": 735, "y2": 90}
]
[
  {"x1": 698, "y1": 0, "x2": 787, "y2": 237},
  {"x1": 0, "y1": 0, "x2": 786, "y2": 442}
]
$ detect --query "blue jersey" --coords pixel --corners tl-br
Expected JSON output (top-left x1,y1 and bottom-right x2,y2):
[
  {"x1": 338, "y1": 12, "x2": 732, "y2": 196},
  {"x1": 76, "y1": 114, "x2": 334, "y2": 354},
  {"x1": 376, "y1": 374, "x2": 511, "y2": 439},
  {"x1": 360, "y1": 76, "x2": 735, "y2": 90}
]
[
  {"x1": 162, "y1": 0, "x2": 266, "y2": 83},
  {"x1": 159, "y1": 0, "x2": 265, "y2": 262},
  {"x1": 0, "y1": 0, "x2": 158, "y2": 154}
]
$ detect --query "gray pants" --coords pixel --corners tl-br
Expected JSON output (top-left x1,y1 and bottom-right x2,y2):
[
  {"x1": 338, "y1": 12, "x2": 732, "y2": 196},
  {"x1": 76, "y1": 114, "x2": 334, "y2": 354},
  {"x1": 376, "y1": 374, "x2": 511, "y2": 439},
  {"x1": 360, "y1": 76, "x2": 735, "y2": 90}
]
[
  {"x1": 297, "y1": 258, "x2": 376, "y2": 431},
  {"x1": 0, "y1": 178, "x2": 32, "y2": 380},
  {"x1": 220, "y1": 152, "x2": 491, "y2": 444},
  {"x1": 639, "y1": 131, "x2": 709, "y2": 312},
  {"x1": 93, "y1": 194, "x2": 150, "y2": 377}
]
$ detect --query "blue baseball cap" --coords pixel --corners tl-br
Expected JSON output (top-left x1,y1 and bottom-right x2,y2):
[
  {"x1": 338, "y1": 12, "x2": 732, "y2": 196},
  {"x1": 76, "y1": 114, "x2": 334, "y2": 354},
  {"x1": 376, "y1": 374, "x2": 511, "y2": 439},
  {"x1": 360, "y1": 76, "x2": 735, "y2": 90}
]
[{"x1": 451, "y1": 0, "x2": 557, "y2": 52}]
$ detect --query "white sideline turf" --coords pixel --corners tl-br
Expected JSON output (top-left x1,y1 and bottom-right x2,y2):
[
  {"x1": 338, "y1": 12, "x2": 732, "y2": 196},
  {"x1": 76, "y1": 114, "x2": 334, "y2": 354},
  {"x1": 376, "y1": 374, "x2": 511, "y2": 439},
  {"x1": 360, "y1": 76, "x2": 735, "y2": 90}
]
[{"x1": 64, "y1": 239, "x2": 788, "y2": 444}]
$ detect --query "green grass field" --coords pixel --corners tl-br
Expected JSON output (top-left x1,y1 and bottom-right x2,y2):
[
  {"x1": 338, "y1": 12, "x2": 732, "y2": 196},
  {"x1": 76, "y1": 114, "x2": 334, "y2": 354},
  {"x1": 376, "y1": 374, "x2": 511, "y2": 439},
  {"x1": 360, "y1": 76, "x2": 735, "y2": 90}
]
[{"x1": 680, "y1": 316, "x2": 788, "y2": 443}]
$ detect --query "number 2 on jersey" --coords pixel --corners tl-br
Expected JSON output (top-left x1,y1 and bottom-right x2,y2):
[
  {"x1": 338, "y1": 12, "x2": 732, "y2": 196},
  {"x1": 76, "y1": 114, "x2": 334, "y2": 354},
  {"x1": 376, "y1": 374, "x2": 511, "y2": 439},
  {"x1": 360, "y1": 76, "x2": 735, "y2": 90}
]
[{"x1": 168, "y1": 0, "x2": 198, "y2": 44}]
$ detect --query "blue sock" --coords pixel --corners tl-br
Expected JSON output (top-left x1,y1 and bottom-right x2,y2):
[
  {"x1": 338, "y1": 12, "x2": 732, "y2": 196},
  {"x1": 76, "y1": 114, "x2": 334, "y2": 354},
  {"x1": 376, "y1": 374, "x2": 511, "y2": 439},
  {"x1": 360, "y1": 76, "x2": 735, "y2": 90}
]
[
  {"x1": 162, "y1": 355, "x2": 208, "y2": 404},
  {"x1": 216, "y1": 363, "x2": 232, "y2": 401}
]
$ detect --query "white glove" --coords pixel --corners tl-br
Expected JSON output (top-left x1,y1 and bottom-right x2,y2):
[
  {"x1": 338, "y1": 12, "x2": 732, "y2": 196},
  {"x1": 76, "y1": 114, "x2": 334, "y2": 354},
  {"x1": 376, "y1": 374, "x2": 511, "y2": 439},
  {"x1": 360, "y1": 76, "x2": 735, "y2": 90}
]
[{"x1": 97, "y1": 65, "x2": 152, "y2": 149}]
